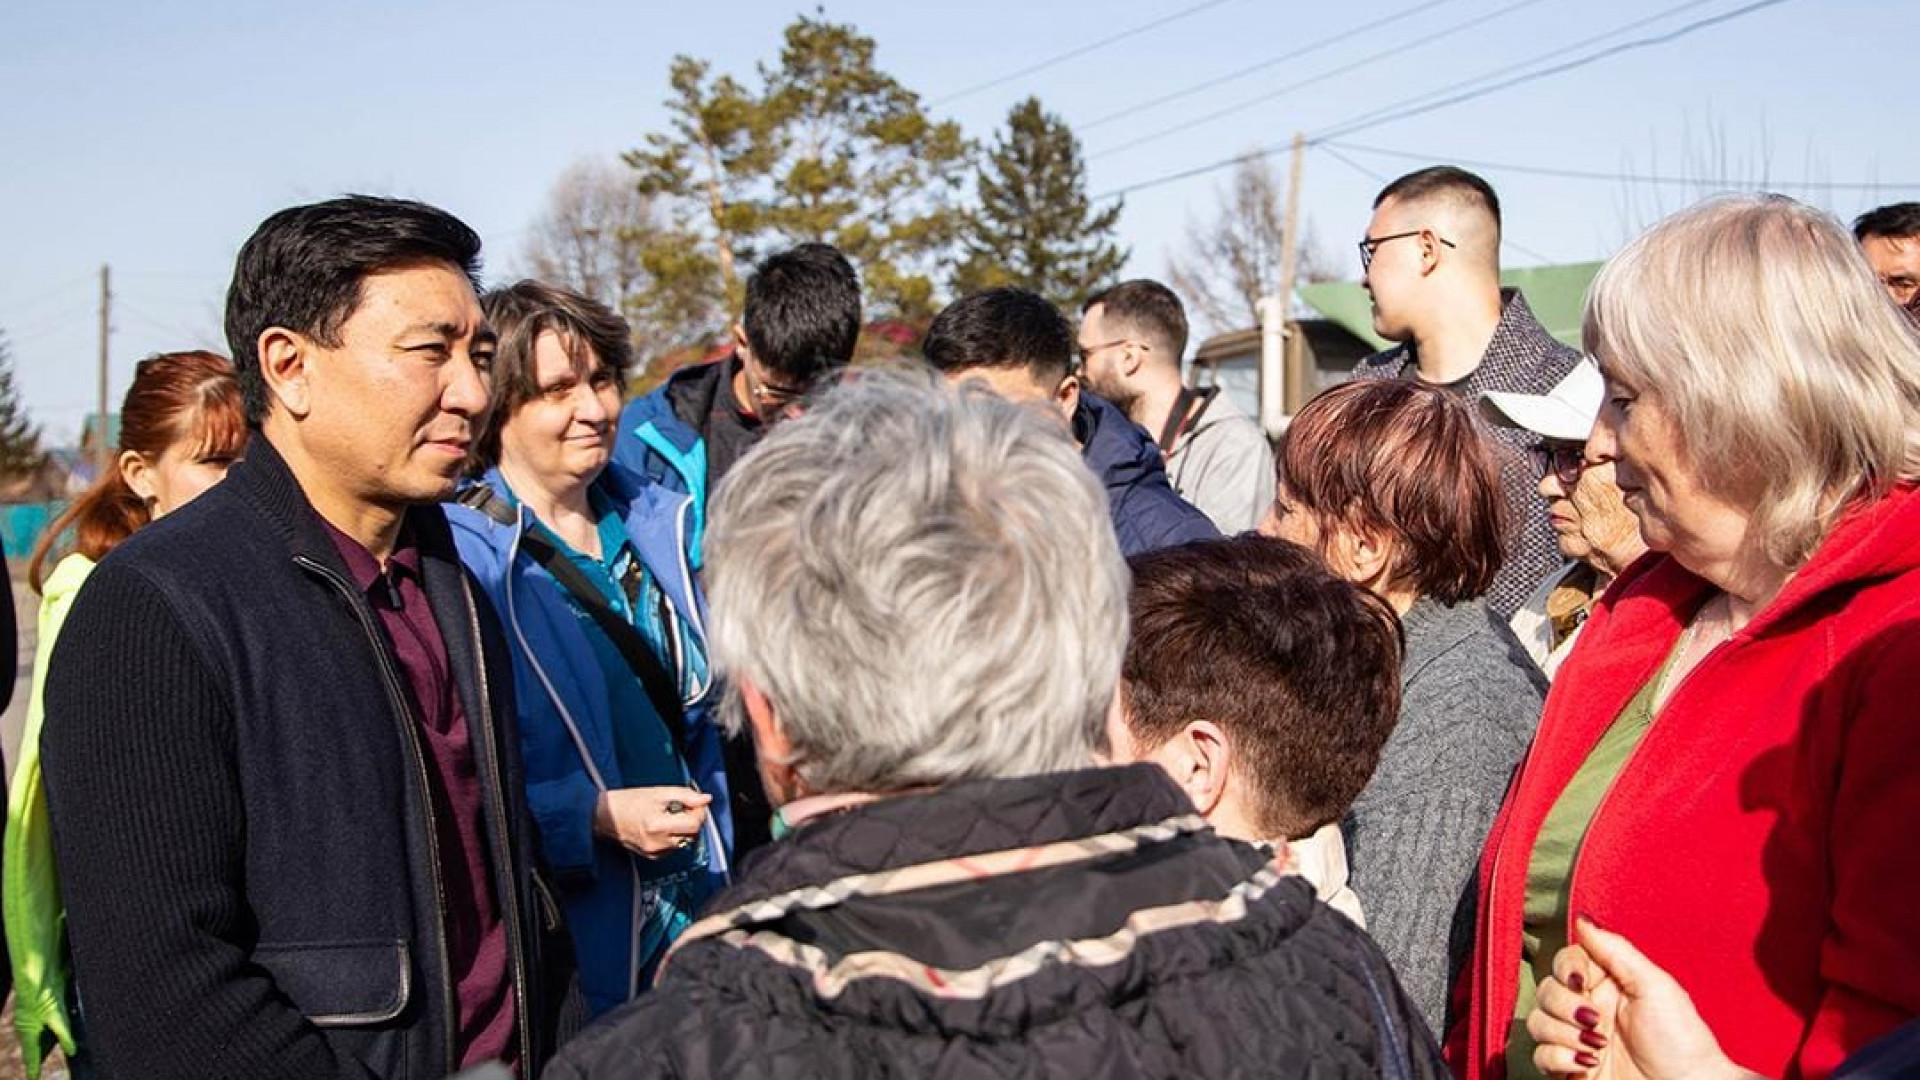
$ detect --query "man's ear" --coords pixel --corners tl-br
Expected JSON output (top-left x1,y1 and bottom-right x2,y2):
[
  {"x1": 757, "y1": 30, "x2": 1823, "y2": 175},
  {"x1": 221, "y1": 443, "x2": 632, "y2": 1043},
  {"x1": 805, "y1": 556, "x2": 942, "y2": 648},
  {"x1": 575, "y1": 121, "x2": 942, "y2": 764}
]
[
  {"x1": 1054, "y1": 371, "x2": 1081, "y2": 424},
  {"x1": 119, "y1": 449, "x2": 156, "y2": 506},
  {"x1": 258, "y1": 328, "x2": 313, "y2": 418},
  {"x1": 1152, "y1": 720, "x2": 1232, "y2": 819},
  {"x1": 731, "y1": 322, "x2": 752, "y2": 360},
  {"x1": 739, "y1": 678, "x2": 802, "y2": 805},
  {"x1": 1120, "y1": 342, "x2": 1147, "y2": 378}
]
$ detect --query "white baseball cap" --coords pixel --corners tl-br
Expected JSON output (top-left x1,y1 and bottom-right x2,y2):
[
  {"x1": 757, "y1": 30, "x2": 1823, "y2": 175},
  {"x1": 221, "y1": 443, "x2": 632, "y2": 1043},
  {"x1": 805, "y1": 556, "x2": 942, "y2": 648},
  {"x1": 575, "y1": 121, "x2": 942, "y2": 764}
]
[{"x1": 1482, "y1": 358, "x2": 1604, "y2": 442}]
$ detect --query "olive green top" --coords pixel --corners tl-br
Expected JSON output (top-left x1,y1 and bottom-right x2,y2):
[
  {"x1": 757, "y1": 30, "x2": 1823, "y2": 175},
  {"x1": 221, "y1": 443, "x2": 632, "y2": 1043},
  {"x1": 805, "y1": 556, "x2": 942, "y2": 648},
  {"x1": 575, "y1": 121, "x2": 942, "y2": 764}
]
[{"x1": 1505, "y1": 646, "x2": 1680, "y2": 1078}]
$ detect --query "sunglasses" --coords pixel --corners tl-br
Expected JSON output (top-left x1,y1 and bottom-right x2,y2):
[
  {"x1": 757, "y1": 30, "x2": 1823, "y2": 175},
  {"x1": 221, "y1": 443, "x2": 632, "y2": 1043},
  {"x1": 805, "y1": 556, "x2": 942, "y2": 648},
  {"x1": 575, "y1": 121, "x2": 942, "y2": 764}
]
[{"x1": 1528, "y1": 443, "x2": 1591, "y2": 486}]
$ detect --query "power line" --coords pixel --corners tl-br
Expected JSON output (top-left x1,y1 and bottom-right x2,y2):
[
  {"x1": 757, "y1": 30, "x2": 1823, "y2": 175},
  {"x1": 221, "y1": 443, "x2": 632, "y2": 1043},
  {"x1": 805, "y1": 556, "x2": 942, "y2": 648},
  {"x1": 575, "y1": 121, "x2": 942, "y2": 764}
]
[
  {"x1": 1311, "y1": 0, "x2": 1795, "y2": 142},
  {"x1": 932, "y1": 0, "x2": 1239, "y2": 107},
  {"x1": 1088, "y1": 0, "x2": 1564, "y2": 161},
  {"x1": 1316, "y1": 0, "x2": 1725, "y2": 141},
  {"x1": 0, "y1": 272, "x2": 96, "y2": 318},
  {"x1": 1094, "y1": 0, "x2": 1793, "y2": 199},
  {"x1": 1325, "y1": 140, "x2": 1918, "y2": 191},
  {"x1": 1078, "y1": 0, "x2": 1471, "y2": 131}
]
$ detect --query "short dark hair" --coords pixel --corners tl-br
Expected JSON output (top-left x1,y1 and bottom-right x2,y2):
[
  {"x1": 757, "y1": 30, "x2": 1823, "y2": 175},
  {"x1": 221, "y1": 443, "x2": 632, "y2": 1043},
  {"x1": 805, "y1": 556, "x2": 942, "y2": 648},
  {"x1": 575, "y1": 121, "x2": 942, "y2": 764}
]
[
  {"x1": 224, "y1": 195, "x2": 483, "y2": 424},
  {"x1": 743, "y1": 242, "x2": 862, "y2": 384},
  {"x1": 1852, "y1": 202, "x2": 1920, "y2": 242},
  {"x1": 1084, "y1": 279, "x2": 1189, "y2": 362},
  {"x1": 1123, "y1": 535, "x2": 1404, "y2": 839},
  {"x1": 1281, "y1": 379, "x2": 1508, "y2": 604},
  {"x1": 1374, "y1": 166, "x2": 1502, "y2": 233},
  {"x1": 470, "y1": 280, "x2": 633, "y2": 470},
  {"x1": 922, "y1": 287, "x2": 1074, "y2": 385}
]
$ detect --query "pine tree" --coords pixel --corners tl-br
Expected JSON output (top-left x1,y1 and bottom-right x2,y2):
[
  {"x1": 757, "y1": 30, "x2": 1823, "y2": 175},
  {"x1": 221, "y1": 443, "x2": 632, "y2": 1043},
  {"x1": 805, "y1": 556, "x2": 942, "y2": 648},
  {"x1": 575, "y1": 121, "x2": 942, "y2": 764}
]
[
  {"x1": 0, "y1": 331, "x2": 44, "y2": 479},
  {"x1": 953, "y1": 96, "x2": 1127, "y2": 311}
]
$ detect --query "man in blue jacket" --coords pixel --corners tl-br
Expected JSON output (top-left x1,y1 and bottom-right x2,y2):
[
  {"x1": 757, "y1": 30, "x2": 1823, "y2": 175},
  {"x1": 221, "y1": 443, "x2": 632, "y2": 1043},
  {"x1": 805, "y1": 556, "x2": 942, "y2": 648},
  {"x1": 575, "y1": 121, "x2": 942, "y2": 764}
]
[
  {"x1": 611, "y1": 242, "x2": 861, "y2": 570},
  {"x1": 923, "y1": 287, "x2": 1218, "y2": 557}
]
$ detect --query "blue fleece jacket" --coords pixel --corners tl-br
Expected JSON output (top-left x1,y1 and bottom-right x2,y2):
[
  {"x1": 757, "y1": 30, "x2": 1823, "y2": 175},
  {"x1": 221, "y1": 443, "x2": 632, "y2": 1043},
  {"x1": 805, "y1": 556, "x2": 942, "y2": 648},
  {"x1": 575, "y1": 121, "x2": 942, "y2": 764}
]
[{"x1": 448, "y1": 460, "x2": 732, "y2": 1016}]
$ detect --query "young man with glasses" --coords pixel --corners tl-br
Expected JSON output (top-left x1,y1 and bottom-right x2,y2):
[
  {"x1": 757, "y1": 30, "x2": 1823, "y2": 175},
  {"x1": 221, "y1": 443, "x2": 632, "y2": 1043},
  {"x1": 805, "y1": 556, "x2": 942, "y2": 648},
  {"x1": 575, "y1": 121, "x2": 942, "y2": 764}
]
[
  {"x1": 613, "y1": 241, "x2": 861, "y2": 858},
  {"x1": 1078, "y1": 280, "x2": 1275, "y2": 534},
  {"x1": 1351, "y1": 166, "x2": 1581, "y2": 620},
  {"x1": 614, "y1": 242, "x2": 862, "y2": 566}
]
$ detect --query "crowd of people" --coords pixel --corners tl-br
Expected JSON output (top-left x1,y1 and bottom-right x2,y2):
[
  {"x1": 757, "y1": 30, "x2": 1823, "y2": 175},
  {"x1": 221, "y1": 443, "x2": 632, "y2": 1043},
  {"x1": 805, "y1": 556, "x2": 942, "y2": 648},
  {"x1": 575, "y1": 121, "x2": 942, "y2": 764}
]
[{"x1": 0, "y1": 166, "x2": 1915, "y2": 1080}]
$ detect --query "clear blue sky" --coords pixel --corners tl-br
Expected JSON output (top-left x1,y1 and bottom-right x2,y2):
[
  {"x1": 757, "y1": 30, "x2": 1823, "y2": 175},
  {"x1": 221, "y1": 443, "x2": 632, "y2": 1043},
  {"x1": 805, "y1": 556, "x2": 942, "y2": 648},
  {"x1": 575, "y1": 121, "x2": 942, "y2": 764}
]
[{"x1": 2, "y1": 0, "x2": 1910, "y2": 441}]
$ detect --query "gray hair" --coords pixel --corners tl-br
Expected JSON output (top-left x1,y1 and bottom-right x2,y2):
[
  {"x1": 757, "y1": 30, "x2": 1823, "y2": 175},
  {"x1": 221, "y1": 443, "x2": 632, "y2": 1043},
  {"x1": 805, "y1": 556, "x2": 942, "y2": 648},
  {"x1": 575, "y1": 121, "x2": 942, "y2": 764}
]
[
  {"x1": 1586, "y1": 193, "x2": 1920, "y2": 568},
  {"x1": 704, "y1": 365, "x2": 1129, "y2": 795}
]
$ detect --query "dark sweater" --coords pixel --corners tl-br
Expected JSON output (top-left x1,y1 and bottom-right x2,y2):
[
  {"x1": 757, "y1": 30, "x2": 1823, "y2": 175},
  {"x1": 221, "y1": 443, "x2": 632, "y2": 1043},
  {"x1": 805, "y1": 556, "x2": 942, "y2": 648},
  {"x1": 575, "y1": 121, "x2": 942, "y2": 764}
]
[
  {"x1": 1344, "y1": 597, "x2": 1546, "y2": 1037},
  {"x1": 40, "y1": 439, "x2": 565, "y2": 1080},
  {"x1": 550, "y1": 765, "x2": 1448, "y2": 1080}
]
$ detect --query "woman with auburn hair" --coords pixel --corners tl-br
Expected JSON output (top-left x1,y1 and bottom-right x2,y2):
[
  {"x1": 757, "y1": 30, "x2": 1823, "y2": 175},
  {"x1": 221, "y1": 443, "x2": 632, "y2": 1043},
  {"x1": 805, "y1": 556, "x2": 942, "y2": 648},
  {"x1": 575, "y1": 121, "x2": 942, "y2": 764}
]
[
  {"x1": 1457, "y1": 194, "x2": 1920, "y2": 1080},
  {"x1": 5, "y1": 350, "x2": 246, "y2": 1077},
  {"x1": 1261, "y1": 377, "x2": 1547, "y2": 1037}
]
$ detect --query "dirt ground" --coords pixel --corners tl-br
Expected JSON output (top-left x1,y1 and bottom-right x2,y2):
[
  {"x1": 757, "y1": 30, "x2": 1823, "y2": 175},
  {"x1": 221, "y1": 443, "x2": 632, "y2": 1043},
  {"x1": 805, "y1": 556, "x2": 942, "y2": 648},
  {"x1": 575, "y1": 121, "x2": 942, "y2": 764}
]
[{"x1": 0, "y1": 998, "x2": 68, "y2": 1080}]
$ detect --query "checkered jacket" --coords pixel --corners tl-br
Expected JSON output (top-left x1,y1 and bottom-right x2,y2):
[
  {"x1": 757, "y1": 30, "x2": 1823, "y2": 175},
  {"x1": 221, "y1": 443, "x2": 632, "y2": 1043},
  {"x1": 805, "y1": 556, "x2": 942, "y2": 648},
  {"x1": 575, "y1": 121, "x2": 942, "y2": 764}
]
[{"x1": 1352, "y1": 289, "x2": 1582, "y2": 620}]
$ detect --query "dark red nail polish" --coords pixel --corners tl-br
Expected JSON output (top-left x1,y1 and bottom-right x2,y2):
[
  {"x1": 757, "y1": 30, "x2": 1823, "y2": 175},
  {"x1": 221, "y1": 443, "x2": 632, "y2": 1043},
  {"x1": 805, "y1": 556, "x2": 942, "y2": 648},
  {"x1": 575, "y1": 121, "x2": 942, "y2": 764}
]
[
  {"x1": 1574, "y1": 1005, "x2": 1600, "y2": 1029},
  {"x1": 1575, "y1": 1052, "x2": 1600, "y2": 1069},
  {"x1": 1567, "y1": 971, "x2": 1585, "y2": 992},
  {"x1": 1580, "y1": 1029, "x2": 1608, "y2": 1050}
]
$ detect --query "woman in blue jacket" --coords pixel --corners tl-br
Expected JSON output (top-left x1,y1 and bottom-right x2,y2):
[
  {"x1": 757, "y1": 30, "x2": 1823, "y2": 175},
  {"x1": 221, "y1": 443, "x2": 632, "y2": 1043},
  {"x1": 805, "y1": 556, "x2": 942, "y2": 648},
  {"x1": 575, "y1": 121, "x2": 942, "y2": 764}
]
[{"x1": 449, "y1": 281, "x2": 731, "y2": 1017}]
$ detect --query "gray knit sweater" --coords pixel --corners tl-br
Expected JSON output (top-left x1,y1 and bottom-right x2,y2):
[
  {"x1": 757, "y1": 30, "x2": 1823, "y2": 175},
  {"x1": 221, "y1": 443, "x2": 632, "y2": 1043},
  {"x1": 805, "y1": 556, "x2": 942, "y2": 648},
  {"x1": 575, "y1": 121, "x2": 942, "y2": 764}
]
[{"x1": 1344, "y1": 596, "x2": 1546, "y2": 1037}]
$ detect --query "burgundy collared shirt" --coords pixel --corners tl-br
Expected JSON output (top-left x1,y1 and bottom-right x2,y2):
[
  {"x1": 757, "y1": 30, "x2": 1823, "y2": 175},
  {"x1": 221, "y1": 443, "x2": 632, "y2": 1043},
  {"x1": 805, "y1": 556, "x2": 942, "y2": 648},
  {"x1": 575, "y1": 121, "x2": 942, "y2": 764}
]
[{"x1": 325, "y1": 521, "x2": 517, "y2": 1071}]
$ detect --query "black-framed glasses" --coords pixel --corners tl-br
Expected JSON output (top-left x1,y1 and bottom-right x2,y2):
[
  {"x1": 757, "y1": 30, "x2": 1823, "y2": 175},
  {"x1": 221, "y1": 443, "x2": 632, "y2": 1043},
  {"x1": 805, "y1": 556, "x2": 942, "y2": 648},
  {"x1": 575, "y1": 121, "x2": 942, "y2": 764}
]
[
  {"x1": 1358, "y1": 229, "x2": 1457, "y2": 272},
  {"x1": 1529, "y1": 443, "x2": 1590, "y2": 486}
]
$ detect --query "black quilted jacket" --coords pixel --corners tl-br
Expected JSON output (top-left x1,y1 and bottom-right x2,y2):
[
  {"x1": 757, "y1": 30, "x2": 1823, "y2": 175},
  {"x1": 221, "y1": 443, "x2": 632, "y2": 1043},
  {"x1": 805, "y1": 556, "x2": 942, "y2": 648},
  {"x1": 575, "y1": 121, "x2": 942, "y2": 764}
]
[{"x1": 543, "y1": 764, "x2": 1447, "y2": 1079}]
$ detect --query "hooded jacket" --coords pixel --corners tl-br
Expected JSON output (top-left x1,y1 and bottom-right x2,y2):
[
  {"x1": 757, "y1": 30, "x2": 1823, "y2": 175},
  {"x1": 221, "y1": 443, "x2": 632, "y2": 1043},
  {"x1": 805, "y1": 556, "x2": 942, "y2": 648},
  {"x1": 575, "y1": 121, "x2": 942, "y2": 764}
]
[
  {"x1": 548, "y1": 764, "x2": 1448, "y2": 1080},
  {"x1": 610, "y1": 359, "x2": 729, "y2": 569},
  {"x1": 1453, "y1": 483, "x2": 1920, "y2": 1080},
  {"x1": 447, "y1": 459, "x2": 733, "y2": 1017},
  {"x1": 1074, "y1": 392, "x2": 1219, "y2": 556}
]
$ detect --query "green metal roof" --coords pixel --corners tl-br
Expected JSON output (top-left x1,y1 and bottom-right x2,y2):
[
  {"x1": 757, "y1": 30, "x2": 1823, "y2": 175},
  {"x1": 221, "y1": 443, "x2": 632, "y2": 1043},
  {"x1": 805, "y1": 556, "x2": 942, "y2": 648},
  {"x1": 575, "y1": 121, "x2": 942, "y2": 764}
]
[{"x1": 1296, "y1": 261, "x2": 1604, "y2": 352}]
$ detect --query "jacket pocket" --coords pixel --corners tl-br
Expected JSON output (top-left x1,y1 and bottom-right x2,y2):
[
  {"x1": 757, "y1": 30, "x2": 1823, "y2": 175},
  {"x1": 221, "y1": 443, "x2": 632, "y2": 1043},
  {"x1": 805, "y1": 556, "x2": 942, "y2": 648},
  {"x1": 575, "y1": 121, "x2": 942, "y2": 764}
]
[{"x1": 253, "y1": 939, "x2": 411, "y2": 1026}]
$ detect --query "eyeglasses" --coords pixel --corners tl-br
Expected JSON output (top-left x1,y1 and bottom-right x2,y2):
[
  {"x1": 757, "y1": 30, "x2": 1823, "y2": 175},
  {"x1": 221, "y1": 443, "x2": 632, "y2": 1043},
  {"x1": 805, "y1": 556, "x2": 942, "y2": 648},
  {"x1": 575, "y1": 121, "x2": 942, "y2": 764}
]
[
  {"x1": 1076, "y1": 338, "x2": 1148, "y2": 365},
  {"x1": 1358, "y1": 229, "x2": 1457, "y2": 272},
  {"x1": 1529, "y1": 443, "x2": 1591, "y2": 486},
  {"x1": 742, "y1": 360, "x2": 812, "y2": 413}
]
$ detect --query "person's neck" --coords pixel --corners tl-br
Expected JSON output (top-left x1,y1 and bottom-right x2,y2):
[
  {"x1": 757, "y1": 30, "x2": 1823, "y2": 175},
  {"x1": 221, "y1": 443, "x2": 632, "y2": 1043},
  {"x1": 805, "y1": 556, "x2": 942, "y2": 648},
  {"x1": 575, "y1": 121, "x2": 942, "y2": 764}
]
[
  {"x1": 1127, "y1": 370, "x2": 1188, "y2": 441},
  {"x1": 263, "y1": 422, "x2": 407, "y2": 563},
  {"x1": 1713, "y1": 556, "x2": 1793, "y2": 634},
  {"x1": 501, "y1": 460, "x2": 599, "y2": 557},
  {"x1": 1408, "y1": 285, "x2": 1505, "y2": 385}
]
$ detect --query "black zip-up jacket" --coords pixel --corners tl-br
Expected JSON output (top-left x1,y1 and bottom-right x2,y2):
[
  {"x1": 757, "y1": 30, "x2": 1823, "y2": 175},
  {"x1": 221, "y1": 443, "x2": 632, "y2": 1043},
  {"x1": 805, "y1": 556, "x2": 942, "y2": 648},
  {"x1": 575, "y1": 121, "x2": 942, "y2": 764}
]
[
  {"x1": 548, "y1": 765, "x2": 1447, "y2": 1080},
  {"x1": 41, "y1": 438, "x2": 568, "y2": 1080}
]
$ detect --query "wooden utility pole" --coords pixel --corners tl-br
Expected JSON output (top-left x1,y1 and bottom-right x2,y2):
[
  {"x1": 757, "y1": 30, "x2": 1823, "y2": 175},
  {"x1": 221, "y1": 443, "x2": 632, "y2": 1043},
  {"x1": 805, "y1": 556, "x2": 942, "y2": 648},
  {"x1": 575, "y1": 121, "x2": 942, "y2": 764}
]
[
  {"x1": 1259, "y1": 133, "x2": 1307, "y2": 439},
  {"x1": 97, "y1": 264, "x2": 111, "y2": 476},
  {"x1": 1276, "y1": 133, "x2": 1306, "y2": 413}
]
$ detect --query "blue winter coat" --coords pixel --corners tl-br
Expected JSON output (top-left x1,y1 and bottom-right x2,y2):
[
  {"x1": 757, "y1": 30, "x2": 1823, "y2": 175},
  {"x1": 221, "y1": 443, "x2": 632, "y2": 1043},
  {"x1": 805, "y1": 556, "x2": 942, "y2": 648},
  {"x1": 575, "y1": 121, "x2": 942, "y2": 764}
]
[
  {"x1": 1074, "y1": 391, "x2": 1220, "y2": 556},
  {"x1": 610, "y1": 361, "x2": 724, "y2": 570},
  {"x1": 447, "y1": 460, "x2": 733, "y2": 1017}
]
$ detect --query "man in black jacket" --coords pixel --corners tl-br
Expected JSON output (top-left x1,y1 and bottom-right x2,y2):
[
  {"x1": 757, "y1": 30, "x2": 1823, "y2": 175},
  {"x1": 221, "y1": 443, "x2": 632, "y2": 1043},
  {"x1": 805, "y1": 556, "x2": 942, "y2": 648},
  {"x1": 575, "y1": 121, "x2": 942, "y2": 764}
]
[{"x1": 41, "y1": 196, "x2": 564, "y2": 1079}]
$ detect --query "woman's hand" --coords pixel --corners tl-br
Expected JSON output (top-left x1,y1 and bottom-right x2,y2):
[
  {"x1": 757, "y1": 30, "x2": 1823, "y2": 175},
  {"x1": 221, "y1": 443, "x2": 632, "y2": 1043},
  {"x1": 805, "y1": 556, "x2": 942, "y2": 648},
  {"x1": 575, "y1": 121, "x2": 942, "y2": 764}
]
[
  {"x1": 593, "y1": 786, "x2": 712, "y2": 858},
  {"x1": 1528, "y1": 917, "x2": 1765, "y2": 1080}
]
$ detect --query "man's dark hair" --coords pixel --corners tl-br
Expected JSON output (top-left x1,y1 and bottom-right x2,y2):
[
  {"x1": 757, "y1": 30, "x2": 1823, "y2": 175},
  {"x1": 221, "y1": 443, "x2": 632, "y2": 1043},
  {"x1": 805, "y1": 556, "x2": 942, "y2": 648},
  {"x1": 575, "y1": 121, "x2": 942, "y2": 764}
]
[
  {"x1": 922, "y1": 287, "x2": 1074, "y2": 385},
  {"x1": 1852, "y1": 202, "x2": 1920, "y2": 242},
  {"x1": 1084, "y1": 279, "x2": 1189, "y2": 362},
  {"x1": 224, "y1": 195, "x2": 484, "y2": 424},
  {"x1": 1374, "y1": 166, "x2": 1502, "y2": 233},
  {"x1": 742, "y1": 242, "x2": 862, "y2": 384},
  {"x1": 470, "y1": 280, "x2": 634, "y2": 470},
  {"x1": 1123, "y1": 535, "x2": 1404, "y2": 840}
]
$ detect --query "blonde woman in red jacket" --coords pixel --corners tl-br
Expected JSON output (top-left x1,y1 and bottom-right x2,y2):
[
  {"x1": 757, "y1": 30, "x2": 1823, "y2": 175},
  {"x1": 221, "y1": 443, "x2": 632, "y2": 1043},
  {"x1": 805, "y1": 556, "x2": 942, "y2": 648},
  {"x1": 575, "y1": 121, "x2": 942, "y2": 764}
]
[{"x1": 1453, "y1": 193, "x2": 1920, "y2": 1080}]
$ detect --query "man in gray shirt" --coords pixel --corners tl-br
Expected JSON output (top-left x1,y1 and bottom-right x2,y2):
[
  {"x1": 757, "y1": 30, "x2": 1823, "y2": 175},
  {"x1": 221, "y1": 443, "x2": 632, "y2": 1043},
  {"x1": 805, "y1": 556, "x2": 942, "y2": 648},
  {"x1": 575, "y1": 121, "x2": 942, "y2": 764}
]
[{"x1": 1079, "y1": 280, "x2": 1275, "y2": 534}]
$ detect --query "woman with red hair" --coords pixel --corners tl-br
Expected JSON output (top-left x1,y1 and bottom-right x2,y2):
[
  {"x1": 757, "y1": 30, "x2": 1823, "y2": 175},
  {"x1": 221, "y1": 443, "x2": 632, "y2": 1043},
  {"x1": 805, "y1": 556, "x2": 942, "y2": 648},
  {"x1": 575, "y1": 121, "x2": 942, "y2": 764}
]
[
  {"x1": 6, "y1": 350, "x2": 246, "y2": 1078},
  {"x1": 1262, "y1": 377, "x2": 1547, "y2": 1037}
]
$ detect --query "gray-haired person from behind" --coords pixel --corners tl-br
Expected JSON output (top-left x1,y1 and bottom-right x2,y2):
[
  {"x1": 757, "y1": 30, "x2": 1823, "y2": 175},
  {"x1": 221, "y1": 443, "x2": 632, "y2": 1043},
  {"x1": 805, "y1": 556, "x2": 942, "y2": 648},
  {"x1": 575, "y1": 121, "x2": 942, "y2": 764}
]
[{"x1": 547, "y1": 367, "x2": 1450, "y2": 1079}]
